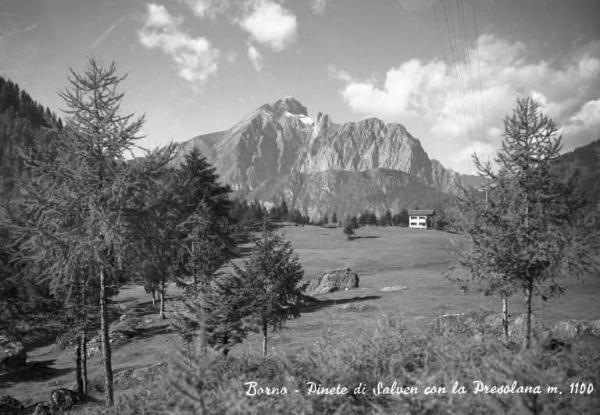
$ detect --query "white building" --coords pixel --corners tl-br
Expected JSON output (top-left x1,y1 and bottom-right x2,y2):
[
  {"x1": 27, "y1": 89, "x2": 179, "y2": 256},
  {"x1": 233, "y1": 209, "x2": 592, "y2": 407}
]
[{"x1": 408, "y1": 209, "x2": 434, "y2": 229}]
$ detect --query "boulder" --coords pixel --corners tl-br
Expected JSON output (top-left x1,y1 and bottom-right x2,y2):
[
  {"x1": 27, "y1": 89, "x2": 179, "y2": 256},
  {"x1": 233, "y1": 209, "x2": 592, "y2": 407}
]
[
  {"x1": 508, "y1": 314, "x2": 533, "y2": 340},
  {"x1": 113, "y1": 362, "x2": 168, "y2": 388},
  {"x1": 0, "y1": 334, "x2": 26, "y2": 372},
  {"x1": 432, "y1": 313, "x2": 478, "y2": 336},
  {"x1": 0, "y1": 395, "x2": 24, "y2": 415},
  {"x1": 590, "y1": 319, "x2": 600, "y2": 336},
  {"x1": 552, "y1": 320, "x2": 584, "y2": 339},
  {"x1": 305, "y1": 268, "x2": 359, "y2": 294},
  {"x1": 87, "y1": 316, "x2": 146, "y2": 358},
  {"x1": 508, "y1": 314, "x2": 551, "y2": 345},
  {"x1": 552, "y1": 319, "x2": 600, "y2": 339},
  {"x1": 32, "y1": 402, "x2": 52, "y2": 415},
  {"x1": 49, "y1": 389, "x2": 81, "y2": 411}
]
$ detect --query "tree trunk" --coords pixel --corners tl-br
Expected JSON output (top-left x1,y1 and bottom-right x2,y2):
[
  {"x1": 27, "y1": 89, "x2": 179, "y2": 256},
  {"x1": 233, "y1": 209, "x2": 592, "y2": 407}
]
[
  {"x1": 523, "y1": 279, "x2": 533, "y2": 349},
  {"x1": 502, "y1": 294, "x2": 509, "y2": 342},
  {"x1": 80, "y1": 277, "x2": 88, "y2": 396},
  {"x1": 201, "y1": 318, "x2": 207, "y2": 357},
  {"x1": 81, "y1": 331, "x2": 88, "y2": 396},
  {"x1": 100, "y1": 267, "x2": 114, "y2": 406},
  {"x1": 159, "y1": 278, "x2": 165, "y2": 319},
  {"x1": 200, "y1": 284, "x2": 208, "y2": 357},
  {"x1": 262, "y1": 321, "x2": 268, "y2": 357},
  {"x1": 75, "y1": 338, "x2": 83, "y2": 396},
  {"x1": 151, "y1": 289, "x2": 156, "y2": 308}
]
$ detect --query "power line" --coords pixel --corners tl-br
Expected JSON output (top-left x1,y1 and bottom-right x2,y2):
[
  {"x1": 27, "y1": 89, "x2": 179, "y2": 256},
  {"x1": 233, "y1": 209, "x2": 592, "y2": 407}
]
[{"x1": 472, "y1": 0, "x2": 487, "y2": 143}]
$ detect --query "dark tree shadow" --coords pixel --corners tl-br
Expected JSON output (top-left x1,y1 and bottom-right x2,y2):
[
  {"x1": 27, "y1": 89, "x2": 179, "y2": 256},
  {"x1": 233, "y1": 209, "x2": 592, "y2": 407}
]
[
  {"x1": 301, "y1": 295, "x2": 381, "y2": 313},
  {"x1": 0, "y1": 360, "x2": 72, "y2": 387},
  {"x1": 21, "y1": 327, "x2": 66, "y2": 351},
  {"x1": 353, "y1": 235, "x2": 381, "y2": 239}
]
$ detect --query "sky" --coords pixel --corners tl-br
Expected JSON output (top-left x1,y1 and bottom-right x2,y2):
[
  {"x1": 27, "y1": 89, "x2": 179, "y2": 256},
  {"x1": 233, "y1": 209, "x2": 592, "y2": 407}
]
[{"x1": 1, "y1": 0, "x2": 599, "y2": 174}]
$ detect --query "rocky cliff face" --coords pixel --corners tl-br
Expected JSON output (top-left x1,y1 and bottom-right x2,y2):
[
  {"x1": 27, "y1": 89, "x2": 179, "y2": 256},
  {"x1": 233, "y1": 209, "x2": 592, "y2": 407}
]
[
  {"x1": 298, "y1": 116, "x2": 433, "y2": 180},
  {"x1": 174, "y1": 97, "x2": 482, "y2": 219}
]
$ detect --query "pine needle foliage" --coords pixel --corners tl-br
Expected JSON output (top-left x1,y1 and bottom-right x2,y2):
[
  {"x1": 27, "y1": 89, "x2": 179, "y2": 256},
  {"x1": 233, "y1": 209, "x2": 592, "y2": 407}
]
[
  {"x1": 450, "y1": 96, "x2": 598, "y2": 349},
  {"x1": 233, "y1": 227, "x2": 305, "y2": 356},
  {"x1": 3, "y1": 58, "x2": 149, "y2": 406}
]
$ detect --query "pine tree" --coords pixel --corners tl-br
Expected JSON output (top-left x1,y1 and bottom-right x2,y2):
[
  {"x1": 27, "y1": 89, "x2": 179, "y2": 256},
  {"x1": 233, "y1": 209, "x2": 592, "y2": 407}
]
[
  {"x1": 236, "y1": 228, "x2": 304, "y2": 356},
  {"x1": 6, "y1": 59, "x2": 146, "y2": 406},
  {"x1": 204, "y1": 270, "x2": 251, "y2": 355},
  {"x1": 451, "y1": 97, "x2": 597, "y2": 348},
  {"x1": 170, "y1": 292, "x2": 203, "y2": 365}
]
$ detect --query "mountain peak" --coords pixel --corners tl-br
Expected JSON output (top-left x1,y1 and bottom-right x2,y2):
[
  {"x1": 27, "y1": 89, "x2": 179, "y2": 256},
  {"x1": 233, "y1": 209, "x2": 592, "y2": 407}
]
[{"x1": 270, "y1": 97, "x2": 308, "y2": 116}]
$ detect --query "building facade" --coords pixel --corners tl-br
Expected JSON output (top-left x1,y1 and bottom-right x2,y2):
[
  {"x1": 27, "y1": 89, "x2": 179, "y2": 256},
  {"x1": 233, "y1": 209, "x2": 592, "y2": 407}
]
[{"x1": 408, "y1": 209, "x2": 434, "y2": 229}]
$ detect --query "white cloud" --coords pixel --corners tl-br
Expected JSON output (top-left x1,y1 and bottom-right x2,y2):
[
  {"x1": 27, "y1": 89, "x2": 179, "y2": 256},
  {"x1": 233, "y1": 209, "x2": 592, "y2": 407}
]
[
  {"x1": 239, "y1": 0, "x2": 297, "y2": 51},
  {"x1": 247, "y1": 44, "x2": 263, "y2": 71},
  {"x1": 145, "y1": 3, "x2": 180, "y2": 27},
  {"x1": 310, "y1": 0, "x2": 328, "y2": 15},
  {"x1": 179, "y1": 0, "x2": 230, "y2": 19},
  {"x1": 563, "y1": 98, "x2": 600, "y2": 147},
  {"x1": 332, "y1": 34, "x2": 600, "y2": 173},
  {"x1": 138, "y1": 4, "x2": 220, "y2": 84}
]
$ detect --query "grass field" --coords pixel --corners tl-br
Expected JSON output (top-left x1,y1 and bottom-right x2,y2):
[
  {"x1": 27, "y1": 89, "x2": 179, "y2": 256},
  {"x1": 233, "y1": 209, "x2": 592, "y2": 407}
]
[{"x1": 3, "y1": 224, "x2": 599, "y2": 406}]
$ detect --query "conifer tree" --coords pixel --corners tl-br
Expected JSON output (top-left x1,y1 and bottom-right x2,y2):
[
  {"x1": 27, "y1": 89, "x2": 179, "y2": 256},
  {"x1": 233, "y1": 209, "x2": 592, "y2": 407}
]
[
  {"x1": 451, "y1": 97, "x2": 597, "y2": 348},
  {"x1": 204, "y1": 270, "x2": 251, "y2": 355},
  {"x1": 6, "y1": 58, "x2": 146, "y2": 406},
  {"x1": 235, "y1": 228, "x2": 304, "y2": 356}
]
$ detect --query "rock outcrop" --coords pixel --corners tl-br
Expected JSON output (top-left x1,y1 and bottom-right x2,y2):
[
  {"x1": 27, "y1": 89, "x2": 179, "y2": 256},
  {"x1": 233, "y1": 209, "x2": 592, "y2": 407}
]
[
  {"x1": 87, "y1": 314, "x2": 147, "y2": 357},
  {"x1": 48, "y1": 389, "x2": 81, "y2": 411},
  {"x1": 0, "y1": 395, "x2": 24, "y2": 414},
  {"x1": 113, "y1": 362, "x2": 168, "y2": 389},
  {"x1": 552, "y1": 319, "x2": 600, "y2": 339},
  {"x1": 0, "y1": 333, "x2": 26, "y2": 372},
  {"x1": 305, "y1": 268, "x2": 359, "y2": 294}
]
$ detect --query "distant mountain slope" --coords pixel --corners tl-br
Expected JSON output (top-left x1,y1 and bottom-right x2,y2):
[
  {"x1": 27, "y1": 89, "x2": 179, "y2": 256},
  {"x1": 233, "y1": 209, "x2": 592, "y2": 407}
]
[
  {"x1": 247, "y1": 168, "x2": 452, "y2": 220},
  {"x1": 174, "y1": 97, "x2": 481, "y2": 219},
  {"x1": 0, "y1": 77, "x2": 62, "y2": 196},
  {"x1": 553, "y1": 138, "x2": 600, "y2": 206}
]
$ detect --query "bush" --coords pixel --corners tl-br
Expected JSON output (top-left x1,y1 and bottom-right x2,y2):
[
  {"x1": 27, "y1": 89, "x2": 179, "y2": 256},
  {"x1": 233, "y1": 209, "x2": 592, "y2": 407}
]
[{"x1": 98, "y1": 316, "x2": 600, "y2": 414}]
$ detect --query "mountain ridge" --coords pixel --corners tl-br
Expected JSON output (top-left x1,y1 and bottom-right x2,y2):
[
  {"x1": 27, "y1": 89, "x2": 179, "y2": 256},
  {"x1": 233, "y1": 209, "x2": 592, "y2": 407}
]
[{"x1": 172, "y1": 97, "x2": 482, "y2": 219}]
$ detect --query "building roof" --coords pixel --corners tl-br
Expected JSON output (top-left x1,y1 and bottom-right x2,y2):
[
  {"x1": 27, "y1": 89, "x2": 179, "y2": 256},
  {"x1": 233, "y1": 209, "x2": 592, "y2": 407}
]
[{"x1": 408, "y1": 209, "x2": 434, "y2": 216}]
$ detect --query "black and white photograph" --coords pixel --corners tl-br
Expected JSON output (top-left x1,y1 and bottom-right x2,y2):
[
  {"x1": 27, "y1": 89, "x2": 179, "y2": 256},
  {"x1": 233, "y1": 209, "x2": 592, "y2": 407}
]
[{"x1": 0, "y1": 0, "x2": 599, "y2": 413}]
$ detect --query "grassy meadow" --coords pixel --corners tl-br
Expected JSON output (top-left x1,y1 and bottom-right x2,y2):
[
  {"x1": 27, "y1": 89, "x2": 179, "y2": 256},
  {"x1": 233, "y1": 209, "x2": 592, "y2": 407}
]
[
  {"x1": 237, "y1": 225, "x2": 600, "y2": 354},
  {"x1": 3, "y1": 224, "x2": 599, "y2": 412}
]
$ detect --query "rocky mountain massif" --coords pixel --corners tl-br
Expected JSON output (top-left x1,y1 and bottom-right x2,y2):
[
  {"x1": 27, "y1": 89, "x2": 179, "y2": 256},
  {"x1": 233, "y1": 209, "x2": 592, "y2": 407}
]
[{"x1": 174, "y1": 97, "x2": 481, "y2": 220}]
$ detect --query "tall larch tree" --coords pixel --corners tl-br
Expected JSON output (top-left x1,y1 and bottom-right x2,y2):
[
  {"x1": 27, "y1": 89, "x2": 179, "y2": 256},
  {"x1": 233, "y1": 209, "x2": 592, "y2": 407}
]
[
  {"x1": 6, "y1": 58, "x2": 146, "y2": 406},
  {"x1": 451, "y1": 97, "x2": 598, "y2": 348}
]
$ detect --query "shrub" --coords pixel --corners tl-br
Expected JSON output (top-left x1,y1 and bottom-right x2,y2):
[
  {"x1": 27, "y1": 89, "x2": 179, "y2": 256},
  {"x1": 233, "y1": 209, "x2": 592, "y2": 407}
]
[{"x1": 98, "y1": 317, "x2": 600, "y2": 414}]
